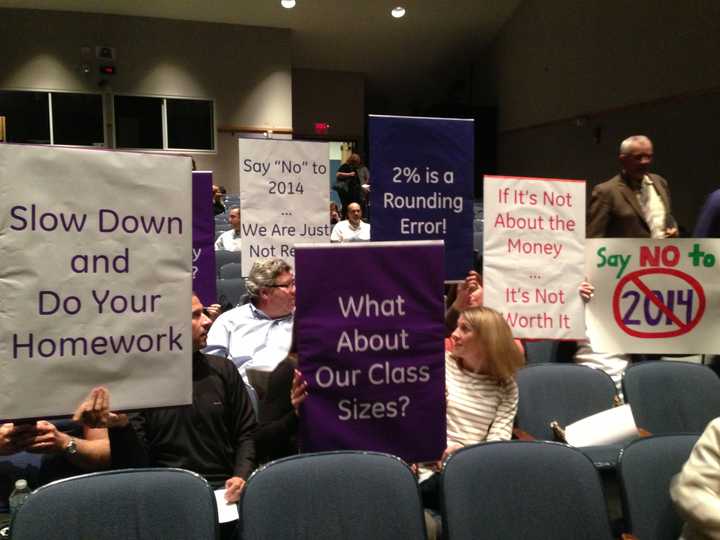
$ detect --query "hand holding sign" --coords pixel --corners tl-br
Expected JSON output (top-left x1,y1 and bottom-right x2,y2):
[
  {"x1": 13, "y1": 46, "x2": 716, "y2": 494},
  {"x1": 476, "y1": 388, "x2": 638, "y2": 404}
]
[
  {"x1": 73, "y1": 387, "x2": 129, "y2": 429},
  {"x1": 291, "y1": 369, "x2": 308, "y2": 415}
]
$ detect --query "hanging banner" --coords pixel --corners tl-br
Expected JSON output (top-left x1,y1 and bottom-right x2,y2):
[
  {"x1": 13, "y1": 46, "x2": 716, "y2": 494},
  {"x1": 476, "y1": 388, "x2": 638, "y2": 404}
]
[
  {"x1": 369, "y1": 115, "x2": 474, "y2": 280},
  {"x1": 586, "y1": 238, "x2": 720, "y2": 353},
  {"x1": 0, "y1": 145, "x2": 192, "y2": 421},
  {"x1": 483, "y1": 175, "x2": 586, "y2": 339},
  {"x1": 239, "y1": 139, "x2": 330, "y2": 275},
  {"x1": 192, "y1": 171, "x2": 217, "y2": 307},
  {"x1": 295, "y1": 241, "x2": 446, "y2": 463}
]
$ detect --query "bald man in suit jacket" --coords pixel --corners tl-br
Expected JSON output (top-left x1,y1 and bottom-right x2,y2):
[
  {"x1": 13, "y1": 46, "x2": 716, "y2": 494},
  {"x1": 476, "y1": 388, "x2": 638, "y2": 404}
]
[{"x1": 588, "y1": 135, "x2": 678, "y2": 238}]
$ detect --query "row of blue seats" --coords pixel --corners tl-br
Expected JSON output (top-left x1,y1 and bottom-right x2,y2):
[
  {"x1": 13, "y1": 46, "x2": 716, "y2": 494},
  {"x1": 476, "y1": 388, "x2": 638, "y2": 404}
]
[
  {"x1": 10, "y1": 436, "x2": 697, "y2": 540},
  {"x1": 514, "y1": 361, "x2": 720, "y2": 470}
]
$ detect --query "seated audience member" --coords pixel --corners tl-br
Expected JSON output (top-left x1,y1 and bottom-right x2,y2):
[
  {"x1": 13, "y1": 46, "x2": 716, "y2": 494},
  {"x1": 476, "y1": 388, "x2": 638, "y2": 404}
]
[
  {"x1": 0, "y1": 420, "x2": 109, "y2": 507},
  {"x1": 330, "y1": 202, "x2": 370, "y2": 243},
  {"x1": 214, "y1": 207, "x2": 242, "y2": 252},
  {"x1": 212, "y1": 184, "x2": 226, "y2": 216},
  {"x1": 253, "y1": 344, "x2": 308, "y2": 464},
  {"x1": 0, "y1": 420, "x2": 108, "y2": 469},
  {"x1": 573, "y1": 281, "x2": 629, "y2": 397},
  {"x1": 204, "y1": 258, "x2": 294, "y2": 383},
  {"x1": 419, "y1": 306, "x2": 525, "y2": 509},
  {"x1": 670, "y1": 417, "x2": 720, "y2": 539},
  {"x1": 74, "y1": 293, "x2": 257, "y2": 505},
  {"x1": 330, "y1": 202, "x2": 341, "y2": 225}
]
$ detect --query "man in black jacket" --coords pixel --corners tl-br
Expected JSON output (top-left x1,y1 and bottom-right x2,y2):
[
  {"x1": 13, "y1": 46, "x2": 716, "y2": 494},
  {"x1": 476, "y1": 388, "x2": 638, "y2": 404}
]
[{"x1": 74, "y1": 294, "x2": 257, "y2": 503}]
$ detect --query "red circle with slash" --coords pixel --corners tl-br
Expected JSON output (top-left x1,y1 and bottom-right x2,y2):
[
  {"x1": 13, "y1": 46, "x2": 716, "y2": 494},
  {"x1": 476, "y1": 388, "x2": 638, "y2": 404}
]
[{"x1": 612, "y1": 268, "x2": 705, "y2": 338}]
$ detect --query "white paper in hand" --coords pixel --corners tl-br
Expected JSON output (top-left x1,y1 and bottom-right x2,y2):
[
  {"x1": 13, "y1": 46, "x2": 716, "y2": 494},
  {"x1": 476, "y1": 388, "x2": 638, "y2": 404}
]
[
  {"x1": 564, "y1": 404, "x2": 638, "y2": 447},
  {"x1": 214, "y1": 489, "x2": 239, "y2": 523}
]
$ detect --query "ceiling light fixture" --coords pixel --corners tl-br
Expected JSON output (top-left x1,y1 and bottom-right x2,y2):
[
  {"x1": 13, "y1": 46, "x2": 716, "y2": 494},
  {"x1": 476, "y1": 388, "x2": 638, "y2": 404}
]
[
  {"x1": 391, "y1": 6, "x2": 406, "y2": 18},
  {"x1": 281, "y1": 0, "x2": 296, "y2": 8}
]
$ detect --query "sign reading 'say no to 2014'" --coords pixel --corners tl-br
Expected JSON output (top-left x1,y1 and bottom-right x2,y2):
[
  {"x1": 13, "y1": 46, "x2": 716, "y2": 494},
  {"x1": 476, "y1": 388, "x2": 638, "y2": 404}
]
[{"x1": 586, "y1": 238, "x2": 720, "y2": 354}]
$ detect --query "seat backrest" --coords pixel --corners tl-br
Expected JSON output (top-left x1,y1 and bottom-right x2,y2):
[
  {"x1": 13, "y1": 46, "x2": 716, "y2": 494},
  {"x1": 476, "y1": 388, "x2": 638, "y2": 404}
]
[
  {"x1": 214, "y1": 250, "x2": 242, "y2": 274},
  {"x1": 623, "y1": 361, "x2": 720, "y2": 433},
  {"x1": 619, "y1": 434, "x2": 699, "y2": 540},
  {"x1": 524, "y1": 340, "x2": 559, "y2": 364},
  {"x1": 216, "y1": 277, "x2": 247, "y2": 309},
  {"x1": 239, "y1": 451, "x2": 426, "y2": 540},
  {"x1": 0, "y1": 452, "x2": 42, "y2": 512},
  {"x1": 219, "y1": 261, "x2": 243, "y2": 279},
  {"x1": 516, "y1": 364, "x2": 617, "y2": 439},
  {"x1": 441, "y1": 441, "x2": 614, "y2": 540},
  {"x1": 11, "y1": 468, "x2": 217, "y2": 540}
]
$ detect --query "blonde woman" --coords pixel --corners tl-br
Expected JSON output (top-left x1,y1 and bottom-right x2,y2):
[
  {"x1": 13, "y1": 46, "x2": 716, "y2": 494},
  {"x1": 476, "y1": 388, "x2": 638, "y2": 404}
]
[{"x1": 420, "y1": 306, "x2": 525, "y2": 509}]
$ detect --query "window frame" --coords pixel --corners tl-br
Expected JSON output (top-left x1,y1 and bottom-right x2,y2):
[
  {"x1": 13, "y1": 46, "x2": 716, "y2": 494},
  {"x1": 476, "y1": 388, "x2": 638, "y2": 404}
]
[
  {"x1": 0, "y1": 88, "x2": 107, "y2": 148},
  {"x1": 111, "y1": 93, "x2": 216, "y2": 154}
]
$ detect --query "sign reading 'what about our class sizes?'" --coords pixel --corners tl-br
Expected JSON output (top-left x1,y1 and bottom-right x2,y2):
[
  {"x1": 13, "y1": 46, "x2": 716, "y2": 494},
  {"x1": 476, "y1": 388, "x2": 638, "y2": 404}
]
[
  {"x1": 295, "y1": 241, "x2": 446, "y2": 463},
  {"x1": 0, "y1": 145, "x2": 192, "y2": 420}
]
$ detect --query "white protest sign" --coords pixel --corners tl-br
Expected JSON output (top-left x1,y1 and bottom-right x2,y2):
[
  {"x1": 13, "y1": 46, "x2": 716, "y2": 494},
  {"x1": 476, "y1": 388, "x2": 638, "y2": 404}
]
[
  {"x1": 483, "y1": 176, "x2": 586, "y2": 339},
  {"x1": 239, "y1": 139, "x2": 330, "y2": 275},
  {"x1": 0, "y1": 145, "x2": 192, "y2": 420},
  {"x1": 586, "y1": 238, "x2": 720, "y2": 353}
]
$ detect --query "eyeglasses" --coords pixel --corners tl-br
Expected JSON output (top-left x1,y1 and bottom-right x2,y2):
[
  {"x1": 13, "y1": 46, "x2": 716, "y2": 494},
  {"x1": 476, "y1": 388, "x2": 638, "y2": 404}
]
[{"x1": 269, "y1": 279, "x2": 296, "y2": 289}]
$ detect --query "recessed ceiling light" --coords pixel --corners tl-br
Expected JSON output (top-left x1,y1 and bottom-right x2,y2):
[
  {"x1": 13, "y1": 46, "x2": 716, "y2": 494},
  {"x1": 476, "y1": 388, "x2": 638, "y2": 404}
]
[
  {"x1": 391, "y1": 6, "x2": 406, "y2": 18},
  {"x1": 281, "y1": 0, "x2": 296, "y2": 8}
]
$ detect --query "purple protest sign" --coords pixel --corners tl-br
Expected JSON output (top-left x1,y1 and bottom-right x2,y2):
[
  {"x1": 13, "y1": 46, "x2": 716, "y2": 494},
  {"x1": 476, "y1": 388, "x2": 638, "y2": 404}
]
[
  {"x1": 192, "y1": 171, "x2": 216, "y2": 306},
  {"x1": 369, "y1": 115, "x2": 474, "y2": 281},
  {"x1": 295, "y1": 240, "x2": 446, "y2": 463}
]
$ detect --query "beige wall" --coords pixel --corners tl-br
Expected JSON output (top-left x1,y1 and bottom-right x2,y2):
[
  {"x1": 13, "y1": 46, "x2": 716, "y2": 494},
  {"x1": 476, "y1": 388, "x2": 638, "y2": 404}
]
[{"x1": 0, "y1": 8, "x2": 293, "y2": 188}]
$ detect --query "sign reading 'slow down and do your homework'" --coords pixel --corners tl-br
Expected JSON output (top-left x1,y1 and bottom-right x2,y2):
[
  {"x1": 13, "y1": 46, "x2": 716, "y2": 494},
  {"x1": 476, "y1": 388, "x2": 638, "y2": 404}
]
[{"x1": 0, "y1": 145, "x2": 192, "y2": 420}]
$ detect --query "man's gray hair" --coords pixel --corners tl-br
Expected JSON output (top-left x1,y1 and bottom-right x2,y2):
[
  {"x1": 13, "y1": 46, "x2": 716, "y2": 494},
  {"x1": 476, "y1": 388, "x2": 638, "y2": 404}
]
[
  {"x1": 245, "y1": 258, "x2": 292, "y2": 302},
  {"x1": 620, "y1": 135, "x2": 652, "y2": 155}
]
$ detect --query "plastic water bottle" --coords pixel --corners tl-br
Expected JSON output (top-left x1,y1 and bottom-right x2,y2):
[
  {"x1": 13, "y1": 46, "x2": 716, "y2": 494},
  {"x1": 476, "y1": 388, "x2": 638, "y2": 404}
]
[{"x1": 8, "y1": 479, "x2": 31, "y2": 518}]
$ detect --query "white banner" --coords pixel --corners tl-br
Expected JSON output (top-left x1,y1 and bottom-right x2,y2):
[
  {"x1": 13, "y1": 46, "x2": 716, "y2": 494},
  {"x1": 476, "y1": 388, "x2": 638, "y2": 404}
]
[
  {"x1": 483, "y1": 175, "x2": 586, "y2": 339},
  {"x1": 586, "y1": 238, "x2": 720, "y2": 353},
  {"x1": 0, "y1": 145, "x2": 192, "y2": 420},
  {"x1": 239, "y1": 139, "x2": 330, "y2": 275}
]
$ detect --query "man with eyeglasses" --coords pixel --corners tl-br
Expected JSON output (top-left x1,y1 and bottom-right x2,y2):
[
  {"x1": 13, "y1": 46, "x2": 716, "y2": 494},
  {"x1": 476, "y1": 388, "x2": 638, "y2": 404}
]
[{"x1": 204, "y1": 258, "x2": 295, "y2": 385}]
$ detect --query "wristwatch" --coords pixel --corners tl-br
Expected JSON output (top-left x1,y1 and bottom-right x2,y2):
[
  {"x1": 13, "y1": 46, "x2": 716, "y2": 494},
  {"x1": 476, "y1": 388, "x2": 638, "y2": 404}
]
[{"x1": 63, "y1": 437, "x2": 78, "y2": 455}]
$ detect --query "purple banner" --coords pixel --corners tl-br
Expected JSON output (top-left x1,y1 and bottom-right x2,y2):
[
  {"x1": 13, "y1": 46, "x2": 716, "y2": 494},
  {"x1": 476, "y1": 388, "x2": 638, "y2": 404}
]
[
  {"x1": 192, "y1": 171, "x2": 216, "y2": 306},
  {"x1": 296, "y1": 241, "x2": 446, "y2": 462},
  {"x1": 369, "y1": 115, "x2": 474, "y2": 281}
]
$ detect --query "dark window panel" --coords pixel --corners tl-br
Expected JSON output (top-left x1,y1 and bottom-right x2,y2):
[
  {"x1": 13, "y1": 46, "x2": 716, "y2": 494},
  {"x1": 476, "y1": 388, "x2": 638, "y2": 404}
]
[
  {"x1": 0, "y1": 91, "x2": 50, "y2": 144},
  {"x1": 167, "y1": 99, "x2": 214, "y2": 150},
  {"x1": 114, "y1": 96, "x2": 163, "y2": 149},
  {"x1": 52, "y1": 93, "x2": 104, "y2": 146}
]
